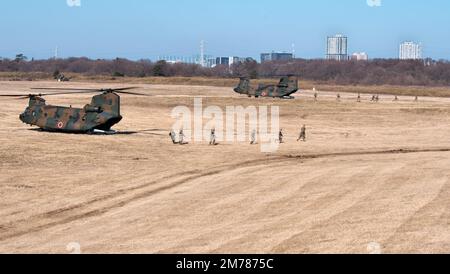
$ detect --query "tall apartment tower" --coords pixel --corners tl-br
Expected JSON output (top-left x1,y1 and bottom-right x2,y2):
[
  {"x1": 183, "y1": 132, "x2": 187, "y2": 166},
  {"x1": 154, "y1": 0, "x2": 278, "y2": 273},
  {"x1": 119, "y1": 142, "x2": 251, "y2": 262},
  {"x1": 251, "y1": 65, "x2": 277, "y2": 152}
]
[
  {"x1": 399, "y1": 41, "x2": 422, "y2": 60},
  {"x1": 326, "y1": 34, "x2": 348, "y2": 61}
]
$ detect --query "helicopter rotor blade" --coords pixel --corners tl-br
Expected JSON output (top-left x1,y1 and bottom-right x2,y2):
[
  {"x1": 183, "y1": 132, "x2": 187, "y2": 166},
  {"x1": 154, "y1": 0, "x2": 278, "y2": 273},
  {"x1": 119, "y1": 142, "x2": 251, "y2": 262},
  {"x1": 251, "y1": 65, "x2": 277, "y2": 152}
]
[
  {"x1": 0, "y1": 94, "x2": 30, "y2": 97},
  {"x1": 1, "y1": 87, "x2": 151, "y2": 98},
  {"x1": 31, "y1": 87, "x2": 101, "y2": 92},
  {"x1": 33, "y1": 87, "x2": 151, "y2": 96},
  {"x1": 0, "y1": 94, "x2": 38, "y2": 99},
  {"x1": 1, "y1": 91, "x2": 97, "y2": 99},
  {"x1": 108, "y1": 87, "x2": 139, "y2": 91},
  {"x1": 114, "y1": 91, "x2": 153, "y2": 96},
  {"x1": 37, "y1": 91, "x2": 101, "y2": 96},
  {"x1": 31, "y1": 87, "x2": 139, "y2": 92}
]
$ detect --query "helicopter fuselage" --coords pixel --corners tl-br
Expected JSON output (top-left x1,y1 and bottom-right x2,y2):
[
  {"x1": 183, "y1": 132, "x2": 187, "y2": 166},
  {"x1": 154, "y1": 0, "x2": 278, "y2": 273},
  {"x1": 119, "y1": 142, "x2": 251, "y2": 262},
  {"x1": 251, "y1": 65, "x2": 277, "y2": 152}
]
[
  {"x1": 234, "y1": 76, "x2": 299, "y2": 99},
  {"x1": 19, "y1": 92, "x2": 123, "y2": 133}
]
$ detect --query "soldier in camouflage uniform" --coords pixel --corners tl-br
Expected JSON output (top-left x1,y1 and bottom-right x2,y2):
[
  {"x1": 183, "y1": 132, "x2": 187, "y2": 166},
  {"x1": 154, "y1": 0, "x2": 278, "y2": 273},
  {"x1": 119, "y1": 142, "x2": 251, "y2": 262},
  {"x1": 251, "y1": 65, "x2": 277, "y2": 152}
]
[
  {"x1": 209, "y1": 128, "x2": 216, "y2": 145},
  {"x1": 179, "y1": 129, "x2": 187, "y2": 145},
  {"x1": 298, "y1": 125, "x2": 306, "y2": 142},
  {"x1": 169, "y1": 130, "x2": 178, "y2": 144},
  {"x1": 278, "y1": 129, "x2": 284, "y2": 144}
]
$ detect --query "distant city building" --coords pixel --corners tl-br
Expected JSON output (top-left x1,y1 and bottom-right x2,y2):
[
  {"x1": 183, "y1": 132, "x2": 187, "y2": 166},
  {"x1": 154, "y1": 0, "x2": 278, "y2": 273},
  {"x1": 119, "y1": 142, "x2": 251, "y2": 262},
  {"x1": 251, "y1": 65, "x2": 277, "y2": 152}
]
[
  {"x1": 399, "y1": 41, "x2": 422, "y2": 60},
  {"x1": 216, "y1": 57, "x2": 230, "y2": 66},
  {"x1": 158, "y1": 55, "x2": 251, "y2": 68},
  {"x1": 216, "y1": 57, "x2": 239, "y2": 66},
  {"x1": 206, "y1": 58, "x2": 216, "y2": 68},
  {"x1": 423, "y1": 57, "x2": 435, "y2": 67},
  {"x1": 326, "y1": 34, "x2": 348, "y2": 61},
  {"x1": 215, "y1": 56, "x2": 252, "y2": 67},
  {"x1": 351, "y1": 52, "x2": 369, "y2": 61},
  {"x1": 157, "y1": 55, "x2": 214, "y2": 67},
  {"x1": 260, "y1": 52, "x2": 293, "y2": 63}
]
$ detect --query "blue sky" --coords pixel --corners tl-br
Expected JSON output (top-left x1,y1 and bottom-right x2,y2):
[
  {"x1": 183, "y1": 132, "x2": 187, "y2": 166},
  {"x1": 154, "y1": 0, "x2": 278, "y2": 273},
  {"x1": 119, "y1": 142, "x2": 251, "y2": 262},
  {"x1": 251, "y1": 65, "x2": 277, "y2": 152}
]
[{"x1": 0, "y1": 0, "x2": 449, "y2": 60}]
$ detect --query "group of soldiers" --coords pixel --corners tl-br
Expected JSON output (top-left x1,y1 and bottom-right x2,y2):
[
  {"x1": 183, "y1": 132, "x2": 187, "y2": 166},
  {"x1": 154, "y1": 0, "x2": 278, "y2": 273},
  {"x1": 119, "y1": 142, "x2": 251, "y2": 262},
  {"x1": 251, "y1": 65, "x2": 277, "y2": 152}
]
[
  {"x1": 169, "y1": 129, "x2": 188, "y2": 145},
  {"x1": 248, "y1": 125, "x2": 308, "y2": 145},
  {"x1": 313, "y1": 91, "x2": 419, "y2": 103},
  {"x1": 169, "y1": 128, "x2": 219, "y2": 146},
  {"x1": 278, "y1": 125, "x2": 307, "y2": 144},
  {"x1": 169, "y1": 125, "x2": 308, "y2": 146}
]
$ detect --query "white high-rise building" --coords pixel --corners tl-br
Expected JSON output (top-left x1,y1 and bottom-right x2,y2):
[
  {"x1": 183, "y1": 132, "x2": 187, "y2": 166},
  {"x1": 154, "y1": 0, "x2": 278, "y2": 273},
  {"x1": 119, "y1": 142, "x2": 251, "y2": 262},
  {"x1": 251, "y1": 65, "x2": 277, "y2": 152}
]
[
  {"x1": 327, "y1": 34, "x2": 348, "y2": 61},
  {"x1": 351, "y1": 52, "x2": 369, "y2": 61},
  {"x1": 399, "y1": 41, "x2": 422, "y2": 60}
]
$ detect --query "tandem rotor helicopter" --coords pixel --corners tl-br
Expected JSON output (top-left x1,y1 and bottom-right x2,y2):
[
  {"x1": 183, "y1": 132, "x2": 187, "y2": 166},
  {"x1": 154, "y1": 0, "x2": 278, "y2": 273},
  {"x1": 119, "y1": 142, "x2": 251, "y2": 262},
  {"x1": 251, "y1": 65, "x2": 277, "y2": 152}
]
[
  {"x1": 0, "y1": 87, "x2": 151, "y2": 134},
  {"x1": 234, "y1": 75, "x2": 299, "y2": 99}
]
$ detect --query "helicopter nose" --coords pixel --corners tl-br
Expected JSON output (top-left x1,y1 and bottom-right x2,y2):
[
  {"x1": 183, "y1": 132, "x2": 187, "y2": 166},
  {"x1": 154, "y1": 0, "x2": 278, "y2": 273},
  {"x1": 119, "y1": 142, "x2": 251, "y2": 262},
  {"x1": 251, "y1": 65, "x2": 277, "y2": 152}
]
[{"x1": 19, "y1": 112, "x2": 26, "y2": 122}]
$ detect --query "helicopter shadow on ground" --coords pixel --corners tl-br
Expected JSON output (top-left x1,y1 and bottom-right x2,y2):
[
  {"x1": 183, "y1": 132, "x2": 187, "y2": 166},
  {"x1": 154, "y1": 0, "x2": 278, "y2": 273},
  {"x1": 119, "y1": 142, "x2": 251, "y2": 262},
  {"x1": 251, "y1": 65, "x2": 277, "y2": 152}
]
[
  {"x1": 116, "y1": 129, "x2": 167, "y2": 136},
  {"x1": 24, "y1": 128, "x2": 166, "y2": 136}
]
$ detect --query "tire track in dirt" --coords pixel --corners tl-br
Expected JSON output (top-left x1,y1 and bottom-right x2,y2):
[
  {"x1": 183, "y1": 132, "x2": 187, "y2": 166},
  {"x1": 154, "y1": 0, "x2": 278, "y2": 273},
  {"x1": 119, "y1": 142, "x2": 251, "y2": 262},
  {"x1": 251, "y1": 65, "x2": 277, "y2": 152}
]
[
  {"x1": 383, "y1": 177, "x2": 450, "y2": 253},
  {"x1": 1, "y1": 147, "x2": 450, "y2": 242},
  {"x1": 0, "y1": 157, "x2": 285, "y2": 241},
  {"x1": 158, "y1": 165, "x2": 353, "y2": 253},
  {"x1": 208, "y1": 164, "x2": 401, "y2": 253},
  {"x1": 268, "y1": 160, "x2": 428, "y2": 253},
  {"x1": 283, "y1": 148, "x2": 450, "y2": 161}
]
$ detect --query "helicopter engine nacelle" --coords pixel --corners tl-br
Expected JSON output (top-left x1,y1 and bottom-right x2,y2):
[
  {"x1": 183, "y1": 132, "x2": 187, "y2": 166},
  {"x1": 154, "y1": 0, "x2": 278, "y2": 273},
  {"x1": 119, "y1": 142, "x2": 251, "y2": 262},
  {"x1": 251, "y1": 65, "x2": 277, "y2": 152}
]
[{"x1": 84, "y1": 106, "x2": 102, "y2": 113}]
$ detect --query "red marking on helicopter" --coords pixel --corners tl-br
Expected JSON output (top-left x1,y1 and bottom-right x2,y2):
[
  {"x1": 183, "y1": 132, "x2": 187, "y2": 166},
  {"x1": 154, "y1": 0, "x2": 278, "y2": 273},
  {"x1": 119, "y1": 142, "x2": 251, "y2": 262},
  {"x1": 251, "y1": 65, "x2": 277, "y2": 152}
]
[{"x1": 57, "y1": 122, "x2": 64, "y2": 129}]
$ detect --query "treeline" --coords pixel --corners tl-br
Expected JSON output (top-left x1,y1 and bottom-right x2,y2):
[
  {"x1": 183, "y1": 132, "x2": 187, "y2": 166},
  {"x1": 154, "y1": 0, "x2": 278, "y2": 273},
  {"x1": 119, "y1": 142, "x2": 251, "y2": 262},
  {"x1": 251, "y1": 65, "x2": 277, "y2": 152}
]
[
  {"x1": 1, "y1": 56, "x2": 450, "y2": 86},
  {"x1": 260, "y1": 59, "x2": 450, "y2": 86}
]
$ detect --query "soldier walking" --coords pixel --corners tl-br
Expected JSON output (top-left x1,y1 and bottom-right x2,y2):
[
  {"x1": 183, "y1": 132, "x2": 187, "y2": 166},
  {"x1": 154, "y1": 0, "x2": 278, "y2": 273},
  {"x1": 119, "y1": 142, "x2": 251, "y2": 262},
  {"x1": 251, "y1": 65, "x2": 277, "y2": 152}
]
[
  {"x1": 297, "y1": 125, "x2": 306, "y2": 142},
  {"x1": 179, "y1": 129, "x2": 187, "y2": 145},
  {"x1": 250, "y1": 129, "x2": 257, "y2": 145},
  {"x1": 169, "y1": 130, "x2": 178, "y2": 144},
  {"x1": 209, "y1": 128, "x2": 216, "y2": 145},
  {"x1": 314, "y1": 92, "x2": 318, "y2": 102},
  {"x1": 357, "y1": 93, "x2": 361, "y2": 103},
  {"x1": 394, "y1": 95, "x2": 398, "y2": 102},
  {"x1": 278, "y1": 129, "x2": 284, "y2": 144}
]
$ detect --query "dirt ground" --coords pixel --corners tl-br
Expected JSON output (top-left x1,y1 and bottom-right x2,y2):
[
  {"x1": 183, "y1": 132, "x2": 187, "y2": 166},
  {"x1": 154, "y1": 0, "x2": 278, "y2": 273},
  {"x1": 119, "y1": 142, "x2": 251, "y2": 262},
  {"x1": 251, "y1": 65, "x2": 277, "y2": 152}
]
[{"x1": 0, "y1": 81, "x2": 449, "y2": 254}]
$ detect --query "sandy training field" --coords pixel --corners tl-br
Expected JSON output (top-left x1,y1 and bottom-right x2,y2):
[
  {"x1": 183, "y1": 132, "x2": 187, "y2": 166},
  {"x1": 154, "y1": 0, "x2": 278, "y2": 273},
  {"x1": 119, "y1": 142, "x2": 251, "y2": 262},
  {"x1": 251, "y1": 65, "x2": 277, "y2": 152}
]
[{"x1": 0, "y1": 80, "x2": 449, "y2": 254}]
